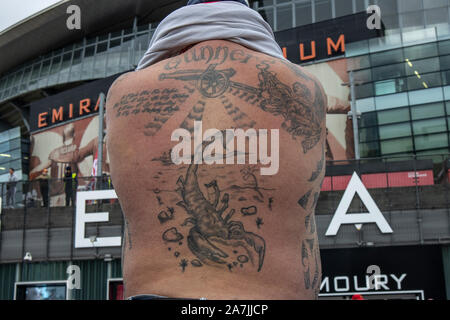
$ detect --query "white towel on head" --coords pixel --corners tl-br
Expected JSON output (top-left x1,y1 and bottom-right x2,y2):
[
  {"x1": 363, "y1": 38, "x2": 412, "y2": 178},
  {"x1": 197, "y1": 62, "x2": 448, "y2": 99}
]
[{"x1": 136, "y1": 1, "x2": 286, "y2": 70}]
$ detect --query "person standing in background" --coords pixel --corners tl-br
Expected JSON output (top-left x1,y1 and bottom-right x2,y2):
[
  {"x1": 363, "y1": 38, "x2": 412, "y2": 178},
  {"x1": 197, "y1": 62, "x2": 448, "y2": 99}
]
[
  {"x1": 6, "y1": 168, "x2": 18, "y2": 208},
  {"x1": 36, "y1": 168, "x2": 50, "y2": 207},
  {"x1": 64, "y1": 166, "x2": 77, "y2": 206}
]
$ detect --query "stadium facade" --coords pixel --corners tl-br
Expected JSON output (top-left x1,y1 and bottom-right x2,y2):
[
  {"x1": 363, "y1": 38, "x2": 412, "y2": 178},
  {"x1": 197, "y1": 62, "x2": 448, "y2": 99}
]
[{"x1": 0, "y1": 0, "x2": 450, "y2": 300}]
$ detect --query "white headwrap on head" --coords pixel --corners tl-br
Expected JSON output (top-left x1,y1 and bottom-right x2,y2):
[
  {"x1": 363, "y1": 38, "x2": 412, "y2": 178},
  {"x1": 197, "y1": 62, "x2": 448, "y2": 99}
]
[{"x1": 136, "y1": 1, "x2": 285, "y2": 70}]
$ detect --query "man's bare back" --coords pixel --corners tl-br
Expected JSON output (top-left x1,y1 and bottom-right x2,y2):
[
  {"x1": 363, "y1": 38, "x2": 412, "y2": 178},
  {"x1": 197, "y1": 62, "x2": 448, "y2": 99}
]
[{"x1": 106, "y1": 40, "x2": 326, "y2": 299}]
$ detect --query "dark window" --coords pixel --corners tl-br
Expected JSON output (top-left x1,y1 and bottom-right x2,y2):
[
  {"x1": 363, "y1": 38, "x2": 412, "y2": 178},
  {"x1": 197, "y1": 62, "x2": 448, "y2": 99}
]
[
  {"x1": 425, "y1": 7, "x2": 449, "y2": 25},
  {"x1": 415, "y1": 132, "x2": 448, "y2": 150},
  {"x1": 276, "y1": 5, "x2": 292, "y2": 31},
  {"x1": 411, "y1": 102, "x2": 445, "y2": 120},
  {"x1": 401, "y1": 11, "x2": 424, "y2": 28},
  {"x1": 377, "y1": 107, "x2": 410, "y2": 125},
  {"x1": 372, "y1": 63, "x2": 406, "y2": 81},
  {"x1": 295, "y1": 0, "x2": 313, "y2": 26},
  {"x1": 360, "y1": 141, "x2": 381, "y2": 158},
  {"x1": 405, "y1": 57, "x2": 440, "y2": 76},
  {"x1": 360, "y1": 111, "x2": 378, "y2": 127},
  {"x1": 360, "y1": 127, "x2": 379, "y2": 142},
  {"x1": 371, "y1": 49, "x2": 404, "y2": 67},
  {"x1": 439, "y1": 40, "x2": 450, "y2": 55},
  {"x1": 380, "y1": 137, "x2": 413, "y2": 154},
  {"x1": 413, "y1": 118, "x2": 447, "y2": 135},
  {"x1": 407, "y1": 72, "x2": 442, "y2": 91},
  {"x1": 423, "y1": 0, "x2": 448, "y2": 9},
  {"x1": 379, "y1": 122, "x2": 412, "y2": 140},
  {"x1": 355, "y1": 0, "x2": 367, "y2": 12},
  {"x1": 335, "y1": 0, "x2": 353, "y2": 17},
  {"x1": 315, "y1": 0, "x2": 332, "y2": 22},
  {"x1": 355, "y1": 83, "x2": 375, "y2": 99},
  {"x1": 377, "y1": 0, "x2": 398, "y2": 16},
  {"x1": 440, "y1": 55, "x2": 450, "y2": 70},
  {"x1": 398, "y1": 0, "x2": 423, "y2": 13},
  {"x1": 404, "y1": 43, "x2": 438, "y2": 61}
]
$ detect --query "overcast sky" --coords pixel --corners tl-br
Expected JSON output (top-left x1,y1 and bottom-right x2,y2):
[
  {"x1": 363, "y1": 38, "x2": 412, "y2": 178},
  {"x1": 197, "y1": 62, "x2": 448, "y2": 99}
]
[{"x1": 0, "y1": 0, "x2": 61, "y2": 32}]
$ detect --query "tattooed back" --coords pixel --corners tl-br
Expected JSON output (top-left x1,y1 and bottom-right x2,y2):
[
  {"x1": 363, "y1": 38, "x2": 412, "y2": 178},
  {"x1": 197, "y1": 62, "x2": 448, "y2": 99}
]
[{"x1": 106, "y1": 40, "x2": 326, "y2": 299}]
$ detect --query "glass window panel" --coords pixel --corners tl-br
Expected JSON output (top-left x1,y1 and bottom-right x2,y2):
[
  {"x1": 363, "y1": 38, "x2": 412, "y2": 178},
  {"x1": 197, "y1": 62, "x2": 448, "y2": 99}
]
[
  {"x1": 30, "y1": 63, "x2": 41, "y2": 80},
  {"x1": 375, "y1": 92, "x2": 409, "y2": 110},
  {"x1": 360, "y1": 127, "x2": 379, "y2": 142},
  {"x1": 258, "y1": 0, "x2": 274, "y2": 5},
  {"x1": 415, "y1": 133, "x2": 448, "y2": 150},
  {"x1": 439, "y1": 40, "x2": 450, "y2": 55},
  {"x1": 69, "y1": 50, "x2": 82, "y2": 81},
  {"x1": 84, "y1": 46, "x2": 95, "y2": 58},
  {"x1": 0, "y1": 149, "x2": 20, "y2": 165},
  {"x1": 93, "y1": 54, "x2": 107, "y2": 77},
  {"x1": 123, "y1": 36, "x2": 134, "y2": 43},
  {"x1": 111, "y1": 30, "x2": 122, "y2": 38},
  {"x1": 377, "y1": 107, "x2": 410, "y2": 125},
  {"x1": 315, "y1": 0, "x2": 332, "y2": 22},
  {"x1": 0, "y1": 142, "x2": 9, "y2": 153},
  {"x1": 413, "y1": 118, "x2": 447, "y2": 135},
  {"x1": 407, "y1": 72, "x2": 442, "y2": 90},
  {"x1": 96, "y1": 42, "x2": 108, "y2": 54},
  {"x1": 60, "y1": 53, "x2": 72, "y2": 69},
  {"x1": 86, "y1": 37, "x2": 96, "y2": 45},
  {"x1": 379, "y1": 122, "x2": 411, "y2": 139},
  {"x1": 411, "y1": 102, "x2": 445, "y2": 120},
  {"x1": 355, "y1": 83, "x2": 374, "y2": 99},
  {"x1": 360, "y1": 111, "x2": 378, "y2": 127},
  {"x1": 401, "y1": 11, "x2": 425, "y2": 28},
  {"x1": 356, "y1": 97, "x2": 376, "y2": 113},
  {"x1": 110, "y1": 38, "x2": 122, "y2": 49},
  {"x1": 137, "y1": 24, "x2": 150, "y2": 32},
  {"x1": 259, "y1": 7, "x2": 274, "y2": 28},
  {"x1": 446, "y1": 101, "x2": 450, "y2": 114},
  {"x1": 335, "y1": 0, "x2": 353, "y2": 17},
  {"x1": 47, "y1": 56, "x2": 62, "y2": 85},
  {"x1": 106, "y1": 51, "x2": 122, "y2": 75},
  {"x1": 381, "y1": 14, "x2": 400, "y2": 29},
  {"x1": 440, "y1": 55, "x2": 450, "y2": 70},
  {"x1": 39, "y1": 60, "x2": 51, "y2": 78},
  {"x1": 425, "y1": 7, "x2": 449, "y2": 25},
  {"x1": 276, "y1": 4, "x2": 292, "y2": 31},
  {"x1": 405, "y1": 57, "x2": 440, "y2": 76},
  {"x1": 409, "y1": 87, "x2": 444, "y2": 105},
  {"x1": 404, "y1": 43, "x2": 438, "y2": 61},
  {"x1": 380, "y1": 137, "x2": 413, "y2": 154},
  {"x1": 398, "y1": 0, "x2": 423, "y2": 13},
  {"x1": 81, "y1": 46, "x2": 95, "y2": 79},
  {"x1": 353, "y1": 69, "x2": 372, "y2": 83},
  {"x1": 372, "y1": 62, "x2": 405, "y2": 81},
  {"x1": 423, "y1": 0, "x2": 448, "y2": 9},
  {"x1": 374, "y1": 80, "x2": 394, "y2": 95},
  {"x1": 443, "y1": 71, "x2": 450, "y2": 86},
  {"x1": 360, "y1": 141, "x2": 381, "y2": 158},
  {"x1": 377, "y1": 0, "x2": 398, "y2": 15},
  {"x1": 355, "y1": 0, "x2": 367, "y2": 12},
  {"x1": 295, "y1": 0, "x2": 312, "y2": 26}
]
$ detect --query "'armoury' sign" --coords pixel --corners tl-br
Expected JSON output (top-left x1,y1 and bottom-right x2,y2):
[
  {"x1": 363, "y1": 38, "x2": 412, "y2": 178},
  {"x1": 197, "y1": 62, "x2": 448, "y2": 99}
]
[{"x1": 74, "y1": 172, "x2": 392, "y2": 248}]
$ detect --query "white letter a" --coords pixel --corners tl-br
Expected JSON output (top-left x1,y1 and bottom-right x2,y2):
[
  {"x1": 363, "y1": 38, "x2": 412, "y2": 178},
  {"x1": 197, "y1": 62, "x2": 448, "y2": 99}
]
[{"x1": 325, "y1": 172, "x2": 393, "y2": 236}]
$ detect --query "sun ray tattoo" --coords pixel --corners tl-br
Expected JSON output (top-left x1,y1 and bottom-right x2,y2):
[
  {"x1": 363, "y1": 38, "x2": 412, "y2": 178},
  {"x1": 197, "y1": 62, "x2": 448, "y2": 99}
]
[{"x1": 158, "y1": 61, "x2": 325, "y2": 154}]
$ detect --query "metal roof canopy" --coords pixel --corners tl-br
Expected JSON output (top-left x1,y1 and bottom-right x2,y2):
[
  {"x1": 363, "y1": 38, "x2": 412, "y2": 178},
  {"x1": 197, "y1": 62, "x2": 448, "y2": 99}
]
[
  {"x1": 0, "y1": 0, "x2": 185, "y2": 76},
  {"x1": 0, "y1": 0, "x2": 185, "y2": 135}
]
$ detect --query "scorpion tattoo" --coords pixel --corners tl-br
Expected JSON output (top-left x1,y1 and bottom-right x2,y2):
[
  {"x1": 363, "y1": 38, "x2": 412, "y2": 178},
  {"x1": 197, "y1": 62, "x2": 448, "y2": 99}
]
[{"x1": 175, "y1": 155, "x2": 266, "y2": 271}]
